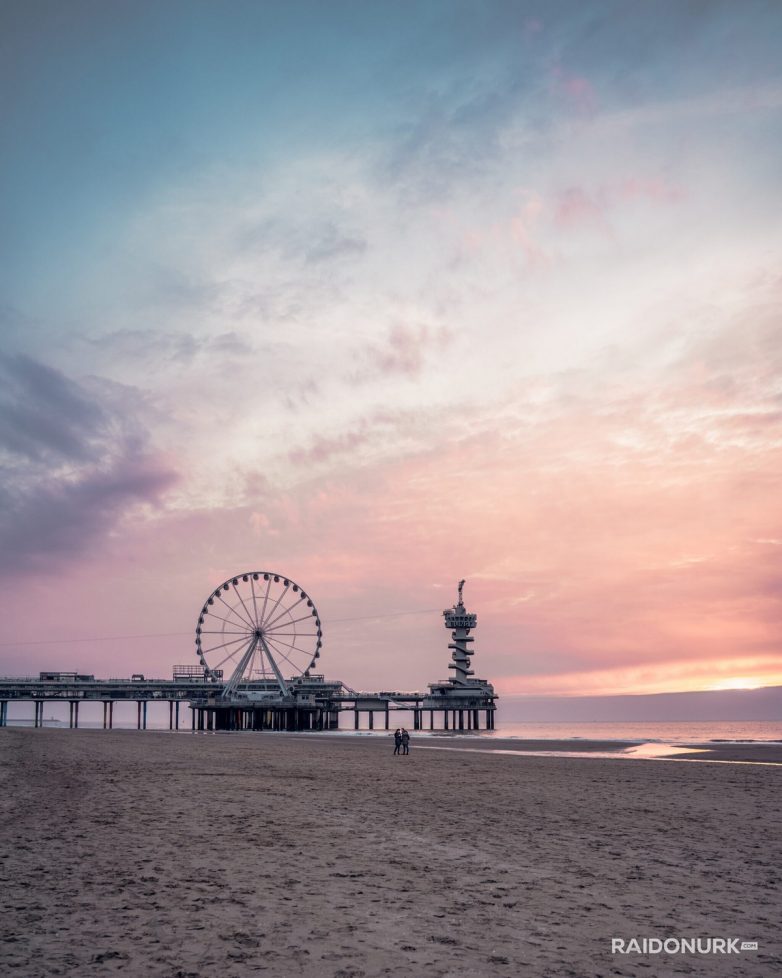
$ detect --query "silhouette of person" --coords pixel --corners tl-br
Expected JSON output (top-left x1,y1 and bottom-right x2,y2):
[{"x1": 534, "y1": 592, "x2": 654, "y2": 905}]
[
  {"x1": 393, "y1": 728, "x2": 402, "y2": 755},
  {"x1": 401, "y1": 728, "x2": 410, "y2": 755}
]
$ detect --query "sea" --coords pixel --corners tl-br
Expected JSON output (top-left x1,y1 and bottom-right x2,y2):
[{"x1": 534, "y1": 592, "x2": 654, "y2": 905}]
[{"x1": 6, "y1": 715, "x2": 781, "y2": 743}]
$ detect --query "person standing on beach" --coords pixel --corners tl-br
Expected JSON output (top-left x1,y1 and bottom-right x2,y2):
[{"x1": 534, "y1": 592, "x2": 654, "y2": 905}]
[
  {"x1": 401, "y1": 728, "x2": 410, "y2": 755},
  {"x1": 393, "y1": 728, "x2": 402, "y2": 754}
]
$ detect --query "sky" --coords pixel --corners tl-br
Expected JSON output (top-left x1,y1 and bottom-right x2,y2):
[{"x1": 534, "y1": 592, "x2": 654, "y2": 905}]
[{"x1": 1, "y1": 0, "x2": 781, "y2": 699}]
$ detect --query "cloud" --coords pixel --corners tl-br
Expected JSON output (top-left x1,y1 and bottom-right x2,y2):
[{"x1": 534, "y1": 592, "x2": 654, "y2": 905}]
[
  {"x1": 551, "y1": 66, "x2": 596, "y2": 113},
  {"x1": 0, "y1": 353, "x2": 108, "y2": 462},
  {"x1": 286, "y1": 405, "x2": 436, "y2": 470},
  {"x1": 379, "y1": 62, "x2": 537, "y2": 199},
  {"x1": 304, "y1": 224, "x2": 367, "y2": 265},
  {"x1": 83, "y1": 328, "x2": 201, "y2": 367},
  {"x1": 0, "y1": 355, "x2": 177, "y2": 575},
  {"x1": 234, "y1": 215, "x2": 367, "y2": 268},
  {"x1": 349, "y1": 323, "x2": 453, "y2": 383},
  {"x1": 208, "y1": 331, "x2": 254, "y2": 356},
  {"x1": 554, "y1": 177, "x2": 682, "y2": 229},
  {"x1": 289, "y1": 427, "x2": 372, "y2": 467},
  {"x1": 554, "y1": 186, "x2": 607, "y2": 229}
]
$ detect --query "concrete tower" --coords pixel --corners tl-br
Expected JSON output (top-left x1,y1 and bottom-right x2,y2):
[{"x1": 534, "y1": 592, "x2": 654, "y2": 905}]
[
  {"x1": 443, "y1": 579, "x2": 477, "y2": 686},
  {"x1": 424, "y1": 578, "x2": 497, "y2": 729}
]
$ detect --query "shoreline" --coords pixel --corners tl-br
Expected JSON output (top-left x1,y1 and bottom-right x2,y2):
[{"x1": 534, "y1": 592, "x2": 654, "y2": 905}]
[
  {"x1": 6, "y1": 717, "x2": 782, "y2": 744},
  {"x1": 293, "y1": 732, "x2": 782, "y2": 764},
  {"x1": 5, "y1": 723, "x2": 782, "y2": 762}
]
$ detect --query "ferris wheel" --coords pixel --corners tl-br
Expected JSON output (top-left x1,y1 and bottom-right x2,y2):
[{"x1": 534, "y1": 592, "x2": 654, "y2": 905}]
[{"x1": 195, "y1": 572, "x2": 322, "y2": 694}]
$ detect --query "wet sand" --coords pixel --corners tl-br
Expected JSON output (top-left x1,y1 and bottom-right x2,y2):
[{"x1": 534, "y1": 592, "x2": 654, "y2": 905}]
[
  {"x1": 1, "y1": 728, "x2": 780, "y2": 977},
  {"x1": 404, "y1": 736, "x2": 782, "y2": 764}
]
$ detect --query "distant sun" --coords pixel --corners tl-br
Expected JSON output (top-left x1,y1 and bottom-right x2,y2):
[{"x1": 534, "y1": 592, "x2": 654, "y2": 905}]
[{"x1": 710, "y1": 677, "x2": 763, "y2": 691}]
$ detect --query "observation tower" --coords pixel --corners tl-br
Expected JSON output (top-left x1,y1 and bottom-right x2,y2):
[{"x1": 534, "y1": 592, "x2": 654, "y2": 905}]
[
  {"x1": 423, "y1": 579, "x2": 497, "y2": 729},
  {"x1": 445, "y1": 579, "x2": 477, "y2": 684}
]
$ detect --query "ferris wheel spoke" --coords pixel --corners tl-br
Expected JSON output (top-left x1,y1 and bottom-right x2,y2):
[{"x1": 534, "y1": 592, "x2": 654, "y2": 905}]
[
  {"x1": 216, "y1": 593, "x2": 255, "y2": 631},
  {"x1": 260, "y1": 584, "x2": 289, "y2": 630},
  {"x1": 200, "y1": 635, "x2": 248, "y2": 655},
  {"x1": 265, "y1": 611, "x2": 317, "y2": 632},
  {"x1": 250, "y1": 576, "x2": 261, "y2": 627},
  {"x1": 259, "y1": 576, "x2": 272, "y2": 624},
  {"x1": 264, "y1": 635, "x2": 306, "y2": 674},
  {"x1": 199, "y1": 629, "x2": 248, "y2": 635},
  {"x1": 213, "y1": 647, "x2": 244, "y2": 671},
  {"x1": 265, "y1": 634, "x2": 317, "y2": 657},
  {"x1": 264, "y1": 594, "x2": 307, "y2": 631},
  {"x1": 203, "y1": 609, "x2": 253, "y2": 631},
  {"x1": 232, "y1": 582, "x2": 258, "y2": 629},
  {"x1": 264, "y1": 631, "x2": 318, "y2": 638}
]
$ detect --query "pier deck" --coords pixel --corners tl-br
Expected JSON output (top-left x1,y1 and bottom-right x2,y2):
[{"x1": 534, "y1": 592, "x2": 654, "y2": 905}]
[{"x1": 0, "y1": 675, "x2": 496, "y2": 731}]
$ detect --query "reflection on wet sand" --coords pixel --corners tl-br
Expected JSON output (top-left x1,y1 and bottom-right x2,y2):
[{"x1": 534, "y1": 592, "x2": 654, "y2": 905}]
[{"x1": 415, "y1": 741, "x2": 782, "y2": 765}]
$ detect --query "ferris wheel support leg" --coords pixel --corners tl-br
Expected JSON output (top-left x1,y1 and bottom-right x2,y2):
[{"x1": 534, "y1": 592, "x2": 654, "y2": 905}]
[
  {"x1": 258, "y1": 636, "x2": 289, "y2": 698},
  {"x1": 222, "y1": 636, "x2": 259, "y2": 700}
]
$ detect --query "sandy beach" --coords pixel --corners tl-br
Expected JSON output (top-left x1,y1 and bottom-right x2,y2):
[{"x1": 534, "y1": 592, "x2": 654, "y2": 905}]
[{"x1": 1, "y1": 729, "x2": 780, "y2": 978}]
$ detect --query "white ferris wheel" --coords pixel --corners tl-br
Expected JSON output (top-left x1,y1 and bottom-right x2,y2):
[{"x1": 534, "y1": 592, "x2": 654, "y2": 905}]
[{"x1": 195, "y1": 572, "x2": 322, "y2": 696}]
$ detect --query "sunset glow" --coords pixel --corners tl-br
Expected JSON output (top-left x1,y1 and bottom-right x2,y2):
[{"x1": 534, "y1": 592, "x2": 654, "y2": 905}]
[
  {"x1": 1, "y1": 2, "x2": 780, "y2": 699},
  {"x1": 709, "y1": 677, "x2": 767, "y2": 692}
]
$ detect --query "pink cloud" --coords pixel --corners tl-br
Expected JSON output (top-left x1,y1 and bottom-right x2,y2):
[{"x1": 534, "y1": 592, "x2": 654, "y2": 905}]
[
  {"x1": 552, "y1": 66, "x2": 596, "y2": 113},
  {"x1": 554, "y1": 186, "x2": 608, "y2": 228},
  {"x1": 554, "y1": 177, "x2": 683, "y2": 228},
  {"x1": 618, "y1": 177, "x2": 683, "y2": 203},
  {"x1": 289, "y1": 428, "x2": 372, "y2": 466},
  {"x1": 350, "y1": 323, "x2": 452, "y2": 383}
]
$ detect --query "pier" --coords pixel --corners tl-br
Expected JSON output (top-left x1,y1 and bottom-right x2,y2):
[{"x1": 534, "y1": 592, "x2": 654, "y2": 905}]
[
  {"x1": 0, "y1": 677, "x2": 496, "y2": 731},
  {"x1": 0, "y1": 576, "x2": 497, "y2": 732}
]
